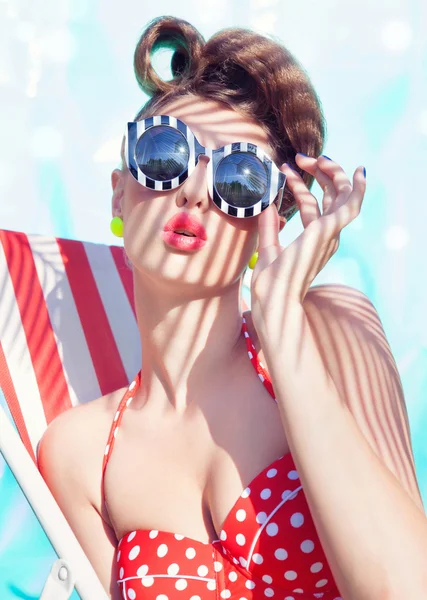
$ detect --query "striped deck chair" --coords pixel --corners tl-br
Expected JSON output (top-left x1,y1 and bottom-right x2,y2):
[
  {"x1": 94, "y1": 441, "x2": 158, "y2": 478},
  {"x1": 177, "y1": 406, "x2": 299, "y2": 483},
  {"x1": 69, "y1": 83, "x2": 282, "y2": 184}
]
[
  {"x1": 0, "y1": 229, "x2": 250, "y2": 599},
  {"x1": 0, "y1": 229, "x2": 141, "y2": 599}
]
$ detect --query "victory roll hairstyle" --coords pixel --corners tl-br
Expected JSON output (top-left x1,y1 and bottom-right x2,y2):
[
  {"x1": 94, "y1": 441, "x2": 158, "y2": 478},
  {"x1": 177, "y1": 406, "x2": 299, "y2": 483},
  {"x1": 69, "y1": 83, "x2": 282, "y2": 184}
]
[{"x1": 125, "y1": 15, "x2": 327, "y2": 220}]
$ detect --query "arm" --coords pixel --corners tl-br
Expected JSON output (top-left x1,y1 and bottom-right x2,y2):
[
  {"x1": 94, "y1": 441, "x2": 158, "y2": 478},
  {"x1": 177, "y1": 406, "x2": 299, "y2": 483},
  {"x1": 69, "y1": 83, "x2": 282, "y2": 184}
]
[
  {"x1": 258, "y1": 284, "x2": 427, "y2": 600},
  {"x1": 38, "y1": 408, "x2": 122, "y2": 600}
]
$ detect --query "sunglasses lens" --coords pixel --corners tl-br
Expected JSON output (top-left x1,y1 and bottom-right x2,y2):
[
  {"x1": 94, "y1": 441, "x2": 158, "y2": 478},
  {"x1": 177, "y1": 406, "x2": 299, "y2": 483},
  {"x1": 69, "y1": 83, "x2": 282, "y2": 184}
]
[
  {"x1": 215, "y1": 153, "x2": 268, "y2": 207},
  {"x1": 135, "y1": 126, "x2": 189, "y2": 181}
]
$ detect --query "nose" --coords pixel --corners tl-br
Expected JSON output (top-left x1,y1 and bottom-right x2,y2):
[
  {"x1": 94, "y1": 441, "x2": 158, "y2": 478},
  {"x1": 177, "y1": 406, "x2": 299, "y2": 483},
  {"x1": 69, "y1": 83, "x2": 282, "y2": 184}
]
[{"x1": 175, "y1": 154, "x2": 211, "y2": 212}]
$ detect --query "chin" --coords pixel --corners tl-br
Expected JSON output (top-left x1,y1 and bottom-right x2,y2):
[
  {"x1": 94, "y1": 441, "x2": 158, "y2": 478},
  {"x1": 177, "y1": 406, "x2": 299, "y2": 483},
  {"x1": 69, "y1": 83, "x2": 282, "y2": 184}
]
[
  {"x1": 133, "y1": 260, "x2": 243, "y2": 295},
  {"x1": 127, "y1": 239, "x2": 246, "y2": 290}
]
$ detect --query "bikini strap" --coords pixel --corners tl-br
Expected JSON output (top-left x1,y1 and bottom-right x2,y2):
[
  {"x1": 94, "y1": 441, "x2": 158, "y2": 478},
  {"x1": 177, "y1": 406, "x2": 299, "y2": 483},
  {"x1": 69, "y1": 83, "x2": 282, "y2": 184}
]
[
  {"x1": 241, "y1": 315, "x2": 276, "y2": 401},
  {"x1": 102, "y1": 371, "x2": 141, "y2": 476}
]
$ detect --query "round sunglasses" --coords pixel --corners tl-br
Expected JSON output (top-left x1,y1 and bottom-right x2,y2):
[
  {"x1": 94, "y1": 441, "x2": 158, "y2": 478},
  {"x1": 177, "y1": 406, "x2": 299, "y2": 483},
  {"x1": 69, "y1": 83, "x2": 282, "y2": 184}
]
[{"x1": 124, "y1": 115, "x2": 287, "y2": 219}]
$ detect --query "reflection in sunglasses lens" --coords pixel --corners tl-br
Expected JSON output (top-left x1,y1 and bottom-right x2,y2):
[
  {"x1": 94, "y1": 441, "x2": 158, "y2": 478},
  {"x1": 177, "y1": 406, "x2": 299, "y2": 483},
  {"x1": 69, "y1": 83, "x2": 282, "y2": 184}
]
[
  {"x1": 136, "y1": 126, "x2": 190, "y2": 181},
  {"x1": 215, "y1": 153, "x2": 268, "y2": 207}
]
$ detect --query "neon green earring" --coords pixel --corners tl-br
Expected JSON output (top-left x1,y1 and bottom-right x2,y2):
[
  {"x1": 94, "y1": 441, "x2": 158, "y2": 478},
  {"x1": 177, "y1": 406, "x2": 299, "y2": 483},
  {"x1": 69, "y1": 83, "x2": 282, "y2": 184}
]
[
  {"x1": 248, "y1": 251, "x2": 258, "y2": 270},
  {"x1": 110, "y1": 216, "x2": 124, "y2": 238}
]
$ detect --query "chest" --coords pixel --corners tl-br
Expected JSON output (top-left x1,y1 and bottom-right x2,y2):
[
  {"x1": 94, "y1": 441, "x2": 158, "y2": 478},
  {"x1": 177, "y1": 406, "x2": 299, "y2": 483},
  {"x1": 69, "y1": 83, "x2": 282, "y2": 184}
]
[
  {"x1": 103, "y1": 375, "x2": 289, "y2": 544},
  {"x1": 111, "y1": 437, "x2": 341, "y2": 600}
]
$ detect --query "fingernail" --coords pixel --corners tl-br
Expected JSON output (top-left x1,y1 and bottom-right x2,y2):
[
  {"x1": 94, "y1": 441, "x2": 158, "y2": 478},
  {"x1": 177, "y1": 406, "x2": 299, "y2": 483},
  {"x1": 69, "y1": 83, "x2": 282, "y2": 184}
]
[
  {"x1": 298, "y1": 153, "x2": 308, "y2": 157},
  {"x1": 321, "y1": 155, "x2": 332, "y2": 160},
  {"x1": 363, "y1": 167, "x2": 366, "y2": 178}
]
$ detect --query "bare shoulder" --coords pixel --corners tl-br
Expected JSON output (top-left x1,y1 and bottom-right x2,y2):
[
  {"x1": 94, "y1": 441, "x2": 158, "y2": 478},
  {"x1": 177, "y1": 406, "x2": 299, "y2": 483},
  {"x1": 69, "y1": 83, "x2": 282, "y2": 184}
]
[
  {"x1": 304, "y1": 283, "x2": 373, "y2": 310},
  {"x1": 37, "y1": 387, "x2": 126, "y2": 506},
  {"x1": 37, "y1": 389, "x2": 124, "y2": 460}
]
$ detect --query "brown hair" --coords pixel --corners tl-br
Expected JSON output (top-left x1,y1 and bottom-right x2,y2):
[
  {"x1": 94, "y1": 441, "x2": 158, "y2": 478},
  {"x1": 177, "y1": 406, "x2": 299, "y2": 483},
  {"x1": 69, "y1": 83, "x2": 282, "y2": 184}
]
[{"x1": 126, "y1": 15, "x2": 327, "y2": 221}]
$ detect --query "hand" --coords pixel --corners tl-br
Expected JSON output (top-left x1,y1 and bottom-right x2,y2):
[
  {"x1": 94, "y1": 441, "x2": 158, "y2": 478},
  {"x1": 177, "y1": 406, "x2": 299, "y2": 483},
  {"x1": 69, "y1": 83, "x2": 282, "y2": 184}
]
[{"x1": 250, "y1": 153, "x2": 366, "y2": 332}]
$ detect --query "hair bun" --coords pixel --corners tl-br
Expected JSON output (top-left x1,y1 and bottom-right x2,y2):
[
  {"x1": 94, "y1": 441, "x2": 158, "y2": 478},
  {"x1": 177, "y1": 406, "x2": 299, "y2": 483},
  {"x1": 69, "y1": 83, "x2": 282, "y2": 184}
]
[{"x1": 134, "y1": 16, "x2": 205, "y2": 96}]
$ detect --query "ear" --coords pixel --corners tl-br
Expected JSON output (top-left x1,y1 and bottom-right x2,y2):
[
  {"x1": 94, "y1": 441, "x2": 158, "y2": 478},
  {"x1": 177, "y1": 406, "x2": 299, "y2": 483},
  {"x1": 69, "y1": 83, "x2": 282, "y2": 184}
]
[{"x1": 111, "y1": 168, "x2": 125, "y2": 216}]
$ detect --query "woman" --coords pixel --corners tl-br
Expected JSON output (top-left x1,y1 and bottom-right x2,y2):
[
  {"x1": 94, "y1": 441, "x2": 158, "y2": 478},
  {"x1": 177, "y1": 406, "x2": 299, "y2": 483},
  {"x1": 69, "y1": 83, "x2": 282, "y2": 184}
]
[{"x1": 38, "y1": 15, "x2": 427, "y2": 600}]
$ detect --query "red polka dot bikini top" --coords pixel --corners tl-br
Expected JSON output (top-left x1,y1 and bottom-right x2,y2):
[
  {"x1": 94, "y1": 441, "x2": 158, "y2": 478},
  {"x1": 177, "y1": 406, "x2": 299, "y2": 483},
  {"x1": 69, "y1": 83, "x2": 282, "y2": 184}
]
[{"x1": 103, "y1": 316, "x2": 342, "y2": 600}]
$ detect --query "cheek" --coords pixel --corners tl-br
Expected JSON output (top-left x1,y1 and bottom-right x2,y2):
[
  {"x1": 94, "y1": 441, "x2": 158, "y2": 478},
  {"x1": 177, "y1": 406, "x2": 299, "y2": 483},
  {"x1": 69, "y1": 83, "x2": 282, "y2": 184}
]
[
  {"x1": 214, "y1": 204, "x2": 259, "y2": 248},
  {"x1": 122, "y1": 195, "x2": 169, "y2": 262},
  {"x1": 122, "y1": 184, "x2": 171, "y2": 247},
  {"x1": 122, "y1": 177, "x2": 155, "y2": 216},
  {"x1": 209, "y1": 223, "x2": 257, "y2": 274}
]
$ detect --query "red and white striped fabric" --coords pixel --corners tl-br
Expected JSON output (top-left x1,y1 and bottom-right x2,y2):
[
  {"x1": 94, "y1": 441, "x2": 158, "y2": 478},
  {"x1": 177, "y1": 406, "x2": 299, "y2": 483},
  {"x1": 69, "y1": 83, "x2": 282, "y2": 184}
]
[{"x1": 0, "y1": 229, "x2": 142, "y2": 463}]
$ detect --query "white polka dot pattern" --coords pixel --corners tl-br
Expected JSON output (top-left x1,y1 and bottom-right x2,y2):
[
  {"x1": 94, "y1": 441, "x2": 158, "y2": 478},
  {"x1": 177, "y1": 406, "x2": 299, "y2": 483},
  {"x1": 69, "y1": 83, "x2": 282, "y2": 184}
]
[
  {"x1": 241, "y1": 487, "x2": 251, "y2": 498},
  {"x1": 197, "y1": 565, "x2": 208, "y2": 577},
  {"x1": 266, "y1": 522, "x2": 278, "y2": 536},
  {"x1": 136, "y1": 565, "x2": 148, "y2": 577},
  {"x1": 109, "y1": 319, "x2": 341, "y2": 599},
  {"x1": 260, "y1": 488, "x2": 271, "y2": 500},
  {"x1": 167, "y1": 563, "x2": 179, "y2": 575},
  {"x1": 156, "y1": 543, "x2": 168, "y2": 558},
  {"x1": 128, "y1": 546, "x2": 140, "y2": 561},
  {"x1": 301, "y1": 539, "x2": 315, "y2": 553},
  {"x1": 274, "y1": 548, "x2": 288, "y2": 560},
  {"x1": 256, "y1": 512, "x2": 267, "y2": 524},
  {"x1": 175, "y1": 579, "x2": 187, "y2": 590}
]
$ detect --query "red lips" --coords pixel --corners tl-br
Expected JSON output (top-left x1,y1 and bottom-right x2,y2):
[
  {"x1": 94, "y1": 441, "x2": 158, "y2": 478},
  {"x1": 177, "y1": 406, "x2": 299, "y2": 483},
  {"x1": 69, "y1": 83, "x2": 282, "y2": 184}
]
[{"x1": 163, "y1": 213, "x2": 207, "y2": 240}]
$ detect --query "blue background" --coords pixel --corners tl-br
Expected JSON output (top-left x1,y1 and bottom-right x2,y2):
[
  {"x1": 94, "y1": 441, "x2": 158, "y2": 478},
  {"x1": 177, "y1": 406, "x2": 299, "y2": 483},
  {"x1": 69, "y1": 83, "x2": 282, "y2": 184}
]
[{"x1": 0, "y1": 0, "x2": 426, "y2": 597}]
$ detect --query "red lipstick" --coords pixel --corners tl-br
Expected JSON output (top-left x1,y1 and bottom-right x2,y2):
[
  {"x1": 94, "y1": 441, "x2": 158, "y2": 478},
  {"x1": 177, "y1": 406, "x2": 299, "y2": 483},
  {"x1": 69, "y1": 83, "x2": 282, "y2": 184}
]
[{"x1": 162, "y1": 213, "x2": 207, "y2": 251}]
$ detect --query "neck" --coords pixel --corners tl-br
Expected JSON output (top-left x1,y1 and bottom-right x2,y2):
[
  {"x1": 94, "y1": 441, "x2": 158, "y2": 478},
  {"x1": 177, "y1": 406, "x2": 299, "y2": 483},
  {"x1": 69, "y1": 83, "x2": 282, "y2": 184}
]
[{"x1": 132, "y1": 270, "x2": 247, "y2": 416}]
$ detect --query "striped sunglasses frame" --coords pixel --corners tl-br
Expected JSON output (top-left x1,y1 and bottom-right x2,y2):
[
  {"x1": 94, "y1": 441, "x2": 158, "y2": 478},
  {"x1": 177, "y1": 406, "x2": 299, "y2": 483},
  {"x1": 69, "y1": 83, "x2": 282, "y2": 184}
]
[{"x1": 124, "y1": 115, "x2": 287, "y2": 219}]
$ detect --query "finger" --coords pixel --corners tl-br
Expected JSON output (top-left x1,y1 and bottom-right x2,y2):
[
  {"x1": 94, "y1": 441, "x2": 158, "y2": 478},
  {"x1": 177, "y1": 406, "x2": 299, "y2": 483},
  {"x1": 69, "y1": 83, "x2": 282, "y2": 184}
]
[
  {"x1": 294, "y1": 154, "x2": 339, "y2": 215},
  {"x1": 257, "y1": 202, "x2": 281, "y2": 251},
  {"x1": 315, "y1": 155, "x2": 353, "y2": 211},
  {"x1": 336, "y1": 166, "x2": 366, "y2": 222},
  {"x1": 256, "y1": 203, "x2": 282, "y2": 269},
  {"x1": 296, "y1": 153, "x2": 346, "y2": 214},
  {"x1": 281, "y1": 163, "x2": 321, "y2": 227},
  {"x1": 294, "y1": 153, "x2": 318, "y2": 175}
]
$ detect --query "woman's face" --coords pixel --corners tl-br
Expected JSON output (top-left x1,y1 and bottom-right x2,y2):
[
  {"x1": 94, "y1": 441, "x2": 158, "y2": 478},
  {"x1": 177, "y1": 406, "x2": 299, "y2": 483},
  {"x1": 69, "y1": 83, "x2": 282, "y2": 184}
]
[{"x1": 112, "y1": 94, "x2": 281, "y2": 294}]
